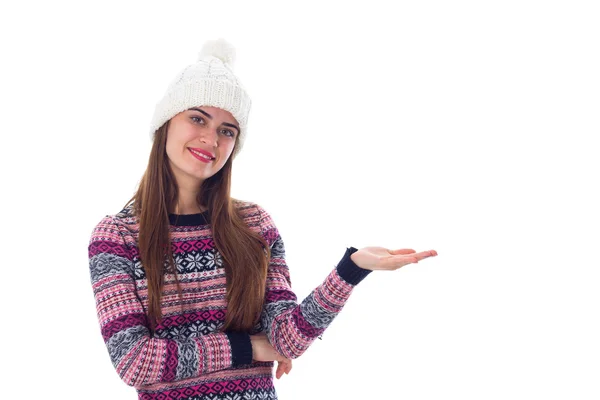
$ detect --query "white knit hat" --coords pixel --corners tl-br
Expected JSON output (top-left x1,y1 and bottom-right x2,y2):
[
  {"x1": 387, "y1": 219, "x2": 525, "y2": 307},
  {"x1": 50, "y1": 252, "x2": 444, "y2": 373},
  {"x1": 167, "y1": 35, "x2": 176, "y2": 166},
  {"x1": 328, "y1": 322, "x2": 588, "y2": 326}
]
[{"x1": 149, "y1": 38, "x2": 251, "y2": 160}]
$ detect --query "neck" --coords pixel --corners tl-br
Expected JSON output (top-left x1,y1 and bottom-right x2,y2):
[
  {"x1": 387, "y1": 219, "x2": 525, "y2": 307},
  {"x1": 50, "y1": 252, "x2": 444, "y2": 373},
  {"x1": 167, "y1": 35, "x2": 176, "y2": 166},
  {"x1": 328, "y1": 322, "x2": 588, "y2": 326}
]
[
  {"x1": 171, "y1": 175, "x2": 206, "y2": 214},
  {"x1": 173, "y1": 204, "x2": 206, "y2": 214},
  {"x1": 171, "y1": 193, "x2": 206, "y2": 215}
]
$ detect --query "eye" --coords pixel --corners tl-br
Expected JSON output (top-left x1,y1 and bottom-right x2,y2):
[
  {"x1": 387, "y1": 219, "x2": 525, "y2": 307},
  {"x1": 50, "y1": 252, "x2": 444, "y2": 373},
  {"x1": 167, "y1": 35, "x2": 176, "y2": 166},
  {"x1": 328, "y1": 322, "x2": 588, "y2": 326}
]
[
  {"x1": 190, "y1": 116, "x2": 204, "y2": 124},
  {"x1": 220, "y1": 129, "x2": 235, "y2": 138}
]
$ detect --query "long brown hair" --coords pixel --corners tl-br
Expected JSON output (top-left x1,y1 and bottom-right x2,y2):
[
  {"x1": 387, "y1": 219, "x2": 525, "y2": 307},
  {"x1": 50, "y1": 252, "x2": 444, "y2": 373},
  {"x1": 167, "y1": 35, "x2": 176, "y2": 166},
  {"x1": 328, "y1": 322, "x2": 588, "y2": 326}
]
[{"x1": 124, "y1": 120, "x2": 271, "y2": 334}]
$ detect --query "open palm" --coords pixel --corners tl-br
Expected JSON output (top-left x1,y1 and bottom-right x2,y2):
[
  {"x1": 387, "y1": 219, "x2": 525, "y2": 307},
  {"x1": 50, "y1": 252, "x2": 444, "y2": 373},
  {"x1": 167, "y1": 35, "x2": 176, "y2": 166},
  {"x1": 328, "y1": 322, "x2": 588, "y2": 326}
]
[{"x1": 350, "y1": 247, "x2": 438, "y2": 271}]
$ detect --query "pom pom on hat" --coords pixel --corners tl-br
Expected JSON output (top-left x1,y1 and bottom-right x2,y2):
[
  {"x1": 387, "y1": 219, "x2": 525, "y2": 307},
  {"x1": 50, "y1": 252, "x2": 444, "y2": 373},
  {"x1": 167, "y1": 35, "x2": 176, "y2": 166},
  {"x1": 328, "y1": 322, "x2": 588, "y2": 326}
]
[{"x1": 198, "y1": 38, "x2": 236, "y2": 67}]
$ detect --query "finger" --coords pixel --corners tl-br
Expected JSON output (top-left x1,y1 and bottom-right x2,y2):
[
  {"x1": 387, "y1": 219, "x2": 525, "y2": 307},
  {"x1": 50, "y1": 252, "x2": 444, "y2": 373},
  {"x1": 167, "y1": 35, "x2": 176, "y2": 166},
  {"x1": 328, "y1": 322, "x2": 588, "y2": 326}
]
[
  {"x1": 278, "y1": 358, "x2": 292, "y2": 377},
  {"x1": 389, "y1": 248, "x2": 416, "y2": 255},
  {"x1": 280, "y1": 358, "x2": 292, "y2": 373},
  {"x1": 413, "y1": 250, "x2": 438, "y2": 260},
  {"x1": 275, "y1": 363, "x2": 284, "y2": 379},
  {"x1": 380, "y1": 250, "x2": 438, "y2": 270}
]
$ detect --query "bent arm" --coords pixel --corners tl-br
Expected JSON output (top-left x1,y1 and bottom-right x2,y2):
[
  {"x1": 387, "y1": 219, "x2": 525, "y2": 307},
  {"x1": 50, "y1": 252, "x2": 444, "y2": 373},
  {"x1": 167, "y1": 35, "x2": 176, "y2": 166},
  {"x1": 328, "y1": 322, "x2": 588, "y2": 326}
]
[
  {"x1": 88, "y1": 216, "x2": 252, "y2": 388},
  {"x1": 256, "y1": 205, "x2": 372, "y2": 359}
]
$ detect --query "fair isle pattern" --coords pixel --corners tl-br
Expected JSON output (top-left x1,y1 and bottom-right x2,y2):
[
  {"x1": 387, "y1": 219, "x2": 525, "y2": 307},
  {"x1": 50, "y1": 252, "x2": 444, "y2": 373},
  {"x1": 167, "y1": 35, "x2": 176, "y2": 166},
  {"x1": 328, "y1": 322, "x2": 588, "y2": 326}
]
[{"x1": 88, "y1": 200, "x2": 370, "y2": 399}]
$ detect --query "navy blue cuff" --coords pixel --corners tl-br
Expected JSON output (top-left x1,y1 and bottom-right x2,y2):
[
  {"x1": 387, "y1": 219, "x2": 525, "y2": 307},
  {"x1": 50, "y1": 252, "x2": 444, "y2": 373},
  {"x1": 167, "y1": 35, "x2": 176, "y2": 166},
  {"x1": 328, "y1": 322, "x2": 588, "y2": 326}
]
[
  {"x1": 336, "y1": 246, "x2": 372, "y2": 285},
  {"x1": 225, "y1": 331, "x2": 253, "y2": 366}
]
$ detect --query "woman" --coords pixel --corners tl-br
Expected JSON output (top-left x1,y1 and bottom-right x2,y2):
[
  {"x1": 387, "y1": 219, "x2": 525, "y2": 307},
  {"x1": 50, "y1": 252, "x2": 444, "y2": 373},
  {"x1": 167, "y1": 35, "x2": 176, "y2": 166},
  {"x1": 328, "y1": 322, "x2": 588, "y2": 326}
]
[{"x1": 88, "y1": 38, "x2": 438, "y2": 400}]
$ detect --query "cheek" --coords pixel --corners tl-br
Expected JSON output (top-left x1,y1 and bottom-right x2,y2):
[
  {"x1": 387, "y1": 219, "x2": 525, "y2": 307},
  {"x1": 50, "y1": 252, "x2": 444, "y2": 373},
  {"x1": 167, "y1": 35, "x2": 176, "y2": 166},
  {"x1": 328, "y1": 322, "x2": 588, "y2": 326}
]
[
  {"x1": 166, "y1": 129, "x2": 193, "y2": 151},
  {"x1": 164, "y1": 138, "x2": 178, "y2": 157},
  {"x1": 220, "y1": 147, "x2": 234, "y2": 162},
  {"x1": 165, "y1": 138, "x2": 188, "y2": 165}
]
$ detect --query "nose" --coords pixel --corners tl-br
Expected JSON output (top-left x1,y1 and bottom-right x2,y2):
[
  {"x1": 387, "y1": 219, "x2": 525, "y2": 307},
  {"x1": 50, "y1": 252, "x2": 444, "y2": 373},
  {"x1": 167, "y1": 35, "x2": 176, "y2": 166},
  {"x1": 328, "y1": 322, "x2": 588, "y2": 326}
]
[{"x1": 199, "y1": 128, "x2": 219, "y2": 148}]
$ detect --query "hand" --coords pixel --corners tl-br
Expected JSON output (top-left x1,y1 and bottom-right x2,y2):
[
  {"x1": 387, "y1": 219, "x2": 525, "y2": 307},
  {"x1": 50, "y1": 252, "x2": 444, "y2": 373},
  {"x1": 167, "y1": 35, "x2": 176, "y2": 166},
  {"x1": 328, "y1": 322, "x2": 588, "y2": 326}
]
[
  {"x1": 350, "y1": 247, "x2": 438, "y2": 271},
  {"x1": 275, "y1": 358, "x2": 292, "y2": 380},
  {"x1": 250, "y1": 332, "x2": 292, "y2": 379}
]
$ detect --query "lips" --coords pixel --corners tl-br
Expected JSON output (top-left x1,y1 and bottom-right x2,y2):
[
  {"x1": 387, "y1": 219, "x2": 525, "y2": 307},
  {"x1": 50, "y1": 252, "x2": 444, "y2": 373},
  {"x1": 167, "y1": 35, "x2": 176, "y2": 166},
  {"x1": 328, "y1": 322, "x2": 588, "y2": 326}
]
[
  {"x1": 189, "y1": 148, "x2": 215, "y2": 159},
  {"x1": 188, "y1": 148, "x2": 213, "y2": 163}
]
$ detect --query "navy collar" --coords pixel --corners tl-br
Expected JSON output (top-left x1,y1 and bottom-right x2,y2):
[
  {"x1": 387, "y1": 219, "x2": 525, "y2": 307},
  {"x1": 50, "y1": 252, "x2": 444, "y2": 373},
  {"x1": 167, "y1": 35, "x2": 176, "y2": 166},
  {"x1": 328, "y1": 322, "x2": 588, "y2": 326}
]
[{"x1": 168, "y1": 210, "x2": 210, "y2": 226}]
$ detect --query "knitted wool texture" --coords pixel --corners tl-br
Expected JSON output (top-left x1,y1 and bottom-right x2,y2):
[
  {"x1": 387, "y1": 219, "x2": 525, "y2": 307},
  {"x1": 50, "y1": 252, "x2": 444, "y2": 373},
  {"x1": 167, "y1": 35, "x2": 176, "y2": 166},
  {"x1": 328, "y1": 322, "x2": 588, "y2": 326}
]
[
  {"x1": 149, "y1": 38, "x2": 251, "y2": 160},
  {"x1": 88, "y1": 201, "x2": 372, "y2": 399}
]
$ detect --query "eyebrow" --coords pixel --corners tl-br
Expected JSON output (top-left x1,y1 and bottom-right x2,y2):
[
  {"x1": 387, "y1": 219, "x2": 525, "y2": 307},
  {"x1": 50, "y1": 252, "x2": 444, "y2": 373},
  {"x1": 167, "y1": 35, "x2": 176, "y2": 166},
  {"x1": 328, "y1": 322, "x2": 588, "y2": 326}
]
[{"x1": 189, "y1": 107, "x2": 240, "y2": 134}]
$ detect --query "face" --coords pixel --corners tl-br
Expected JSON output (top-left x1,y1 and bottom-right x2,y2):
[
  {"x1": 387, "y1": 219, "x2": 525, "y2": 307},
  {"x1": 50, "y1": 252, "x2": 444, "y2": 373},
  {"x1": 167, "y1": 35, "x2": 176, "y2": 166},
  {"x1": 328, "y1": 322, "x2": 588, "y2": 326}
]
[{"x1": 165, "y1": 106, "x2": 239, "y2": 187}]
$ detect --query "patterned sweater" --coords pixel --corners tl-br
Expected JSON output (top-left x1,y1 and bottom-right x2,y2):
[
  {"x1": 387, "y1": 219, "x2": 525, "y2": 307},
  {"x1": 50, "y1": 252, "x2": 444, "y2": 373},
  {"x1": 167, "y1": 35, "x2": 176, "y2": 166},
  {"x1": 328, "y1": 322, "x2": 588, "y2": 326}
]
[{"x1": 88, "y1": 200, "x2": 371, "y2": 400}]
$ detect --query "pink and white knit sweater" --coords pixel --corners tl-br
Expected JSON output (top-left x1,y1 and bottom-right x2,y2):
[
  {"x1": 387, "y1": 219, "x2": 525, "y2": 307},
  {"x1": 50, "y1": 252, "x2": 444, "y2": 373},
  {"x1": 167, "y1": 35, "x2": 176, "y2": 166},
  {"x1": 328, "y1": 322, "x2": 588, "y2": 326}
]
[{"x1": 88, "y1": 200, "x2": 371, "y2": 400}]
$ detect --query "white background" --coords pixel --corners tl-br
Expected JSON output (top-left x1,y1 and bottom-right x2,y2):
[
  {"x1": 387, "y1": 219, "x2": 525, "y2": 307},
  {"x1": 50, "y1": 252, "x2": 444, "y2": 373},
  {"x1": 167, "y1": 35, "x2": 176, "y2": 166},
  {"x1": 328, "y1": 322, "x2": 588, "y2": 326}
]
[{"x1": 1, "y1": 1, "x2": 599, "y2": 399}]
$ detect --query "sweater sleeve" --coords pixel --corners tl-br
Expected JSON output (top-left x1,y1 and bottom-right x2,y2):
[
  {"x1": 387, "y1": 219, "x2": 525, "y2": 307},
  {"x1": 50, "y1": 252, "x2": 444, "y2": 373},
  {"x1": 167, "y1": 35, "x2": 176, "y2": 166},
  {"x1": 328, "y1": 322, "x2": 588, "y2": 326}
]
[
  {"x1": 256, "y1": 204, "x2": 372, "y2": 359},
  {"x1": 88, "y1": 216, "x2": 252, "y2": 389}
]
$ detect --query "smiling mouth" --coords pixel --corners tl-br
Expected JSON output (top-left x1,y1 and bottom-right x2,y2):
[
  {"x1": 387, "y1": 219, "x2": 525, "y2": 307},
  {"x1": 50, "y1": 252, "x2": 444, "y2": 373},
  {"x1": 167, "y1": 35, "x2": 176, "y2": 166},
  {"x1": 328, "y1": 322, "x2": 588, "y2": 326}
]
[{"x1": 189, "y1": 148, "x2": 215, "y2": 162}]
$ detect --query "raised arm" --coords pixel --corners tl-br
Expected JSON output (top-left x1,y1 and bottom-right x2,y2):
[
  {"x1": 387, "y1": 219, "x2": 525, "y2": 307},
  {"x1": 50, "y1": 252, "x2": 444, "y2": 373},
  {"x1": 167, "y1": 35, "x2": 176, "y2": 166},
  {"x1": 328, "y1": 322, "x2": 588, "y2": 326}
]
[
  {"x1": 256, "y1": 205, "x2": 372, "y2": 359},
  {"x1": 88, "y1": 216, "x2": 252, "y2": 388}
]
